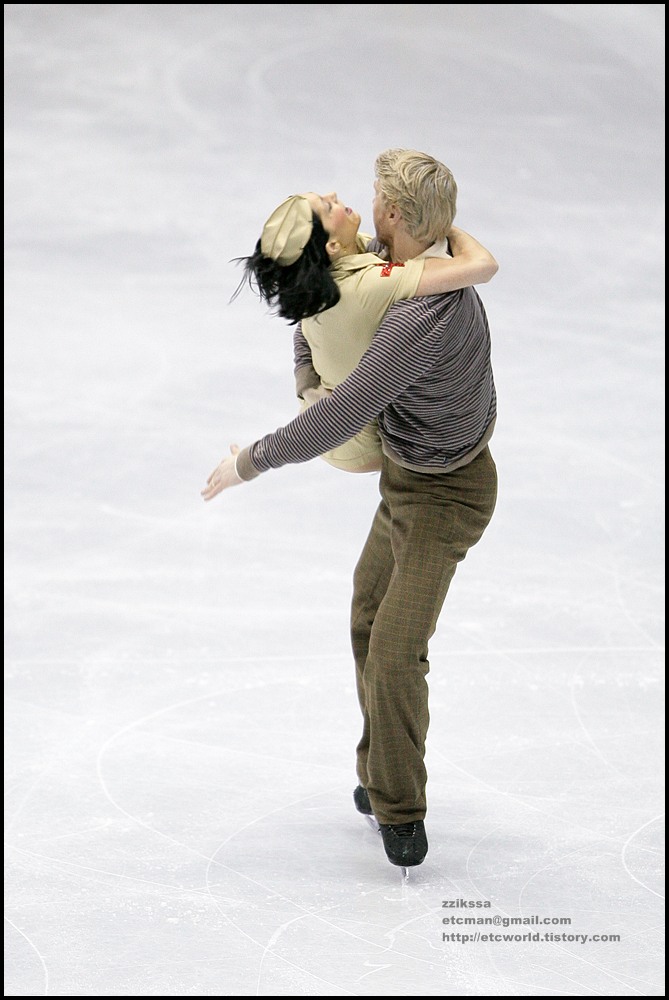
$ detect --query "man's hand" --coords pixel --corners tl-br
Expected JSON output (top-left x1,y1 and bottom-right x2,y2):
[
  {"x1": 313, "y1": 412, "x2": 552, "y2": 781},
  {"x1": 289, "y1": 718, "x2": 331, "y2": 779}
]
[
  {"x1": 302, "y1": 384, "x2": 333, "y2": 407},
  {"x1": 201, "y1": 444, "x2": 243, "y2": 501}
]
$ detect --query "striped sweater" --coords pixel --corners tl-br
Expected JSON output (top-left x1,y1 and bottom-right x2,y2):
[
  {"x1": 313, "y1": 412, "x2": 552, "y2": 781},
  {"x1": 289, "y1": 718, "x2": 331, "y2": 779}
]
[{"x1": 235, "y1": 286, "x2": 497, "y2": 480}]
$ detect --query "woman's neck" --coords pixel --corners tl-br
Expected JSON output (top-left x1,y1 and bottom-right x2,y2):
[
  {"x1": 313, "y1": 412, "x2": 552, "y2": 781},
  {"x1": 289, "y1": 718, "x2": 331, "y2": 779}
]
[{"x1": 330, "y1": 240, "x2": 360, "y2": 262}]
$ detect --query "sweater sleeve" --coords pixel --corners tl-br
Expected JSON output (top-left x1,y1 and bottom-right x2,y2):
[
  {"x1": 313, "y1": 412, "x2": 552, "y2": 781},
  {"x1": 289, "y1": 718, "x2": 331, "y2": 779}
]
[
  {"x1": 293, "y1": 324, "x2": 321, "y2": 398},
  {"x1": 234, "y1": 294, "x2": 461, "y2": 480}
]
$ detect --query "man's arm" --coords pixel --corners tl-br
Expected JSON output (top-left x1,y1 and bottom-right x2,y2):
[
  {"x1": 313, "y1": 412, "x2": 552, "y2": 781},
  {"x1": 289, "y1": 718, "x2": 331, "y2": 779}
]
[
  {"x1": 291, "y1": 228, "x2": 496, "y2": 395},
  {"x1": 202, "y1": 294, "x2": 462, "y2": 500},
  {"x1": 293, "y1": 323, "x2": 322, "y2": 398}
]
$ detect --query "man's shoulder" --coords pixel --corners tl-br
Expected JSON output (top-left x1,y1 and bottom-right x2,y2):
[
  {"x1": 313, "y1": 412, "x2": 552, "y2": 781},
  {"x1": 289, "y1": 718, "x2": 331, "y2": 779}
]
[
  {"x1": 365, "y1": 236, "x2": 389, "y2": 259},
  {"x1": 389, "y1": 287, "x2": 466, "y2": 311},
  {"x1": 382, "y1": 286, "x2": 483, "y2": 331}
]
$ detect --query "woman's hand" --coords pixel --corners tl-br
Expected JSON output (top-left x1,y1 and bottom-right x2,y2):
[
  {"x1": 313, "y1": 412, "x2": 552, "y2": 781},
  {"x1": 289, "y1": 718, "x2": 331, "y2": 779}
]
[{"x1": 201, "y1": 444, "x2": 243, "y2": 501}]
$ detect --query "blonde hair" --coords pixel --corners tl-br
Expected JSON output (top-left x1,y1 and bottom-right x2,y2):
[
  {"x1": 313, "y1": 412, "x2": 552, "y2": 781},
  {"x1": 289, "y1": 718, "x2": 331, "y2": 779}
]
[{"x1": 374, "y1": 148, "x2": 457, "y2": 243}]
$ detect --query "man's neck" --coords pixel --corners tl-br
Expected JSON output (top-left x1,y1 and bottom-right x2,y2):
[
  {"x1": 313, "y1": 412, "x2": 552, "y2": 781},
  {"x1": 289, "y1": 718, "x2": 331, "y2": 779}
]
[{"x1": 386, "y1": 231, "x2": 431, "y2": 263}]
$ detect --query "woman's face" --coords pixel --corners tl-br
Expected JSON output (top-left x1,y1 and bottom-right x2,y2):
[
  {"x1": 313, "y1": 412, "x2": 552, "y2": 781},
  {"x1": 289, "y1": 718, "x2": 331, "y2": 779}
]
[{"x1": 303, "y1": 192, "x2": 360, "y2": 250}]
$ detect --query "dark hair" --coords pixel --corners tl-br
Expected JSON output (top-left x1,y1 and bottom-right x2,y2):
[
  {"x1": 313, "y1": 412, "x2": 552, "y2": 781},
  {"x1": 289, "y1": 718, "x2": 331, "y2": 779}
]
[{"x1": 231, "y1": 215, "x2": 341, "y2": 325}]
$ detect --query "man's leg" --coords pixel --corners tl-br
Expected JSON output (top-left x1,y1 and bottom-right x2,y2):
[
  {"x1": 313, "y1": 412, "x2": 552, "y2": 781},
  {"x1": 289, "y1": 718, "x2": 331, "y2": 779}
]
[
  {"x1": 350, "y1": 494, "x2": 395, "y2": 792},
  {"x1": 363, "y1": 448, "x2": 498, "y2": 827}
]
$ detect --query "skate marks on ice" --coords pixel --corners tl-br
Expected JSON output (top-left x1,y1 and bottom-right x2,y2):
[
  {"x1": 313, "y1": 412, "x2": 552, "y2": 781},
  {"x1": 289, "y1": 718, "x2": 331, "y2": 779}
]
[{"x1": 4, "y1": 645, "x2": 665, "y2": 995}]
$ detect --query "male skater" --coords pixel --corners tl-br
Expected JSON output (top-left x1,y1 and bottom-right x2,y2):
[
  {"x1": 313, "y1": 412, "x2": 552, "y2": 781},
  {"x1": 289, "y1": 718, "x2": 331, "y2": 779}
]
[{"x1": 202, "y1": 149, "x2": 498, "y2": 868}]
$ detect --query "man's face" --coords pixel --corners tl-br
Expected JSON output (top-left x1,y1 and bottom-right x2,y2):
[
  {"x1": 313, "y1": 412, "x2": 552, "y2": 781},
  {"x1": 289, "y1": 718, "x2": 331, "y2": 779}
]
[{"x1": 372, "y1": 180, "x2": 393, "y2": 245}]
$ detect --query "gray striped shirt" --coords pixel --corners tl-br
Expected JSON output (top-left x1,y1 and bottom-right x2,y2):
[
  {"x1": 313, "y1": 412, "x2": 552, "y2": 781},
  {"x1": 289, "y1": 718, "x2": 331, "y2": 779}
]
[{"x1": 235, "y1": 287, "x2": 496, "y2": 480}]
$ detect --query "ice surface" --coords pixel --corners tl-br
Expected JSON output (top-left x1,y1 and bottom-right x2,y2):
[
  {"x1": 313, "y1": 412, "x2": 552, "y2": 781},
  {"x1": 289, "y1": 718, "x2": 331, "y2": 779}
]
[{"x1": 4, "y1": 4, "x2": 664, "y2": 996}]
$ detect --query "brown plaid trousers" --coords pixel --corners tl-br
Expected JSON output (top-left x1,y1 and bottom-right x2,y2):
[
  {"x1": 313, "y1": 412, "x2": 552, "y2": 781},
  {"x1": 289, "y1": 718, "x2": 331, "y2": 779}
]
[{"x1": 350, "y1": 446, "x2": 498, "y2": 825}]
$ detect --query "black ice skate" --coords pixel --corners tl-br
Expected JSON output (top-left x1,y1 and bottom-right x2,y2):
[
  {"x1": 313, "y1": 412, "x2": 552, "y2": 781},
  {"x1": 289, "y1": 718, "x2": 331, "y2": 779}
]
[
  {"x1": 353, "y1": 785, "x2": 373, "y2": 815},
  {"x1": 379, "y1": 820, "x2": 428, "y2": 868},
  {"x1": 353, "y1": 785, "x2": 380, "y2": 833}
]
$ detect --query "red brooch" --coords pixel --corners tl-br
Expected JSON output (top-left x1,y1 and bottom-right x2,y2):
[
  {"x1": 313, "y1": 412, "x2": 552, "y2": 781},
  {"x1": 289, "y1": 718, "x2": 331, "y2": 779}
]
[{"x1": 377, "y1": 262, "x2": 406, "y2": 277}]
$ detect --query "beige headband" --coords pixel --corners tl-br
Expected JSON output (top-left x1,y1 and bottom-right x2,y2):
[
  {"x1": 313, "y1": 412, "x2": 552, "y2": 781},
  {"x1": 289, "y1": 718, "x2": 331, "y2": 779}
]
[{"x1": 260, "y1": 195, "x2": 314, "y2": 265}]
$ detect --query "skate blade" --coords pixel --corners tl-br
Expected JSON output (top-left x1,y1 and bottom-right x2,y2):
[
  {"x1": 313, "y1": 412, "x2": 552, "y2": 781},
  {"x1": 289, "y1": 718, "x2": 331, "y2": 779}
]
[
  {"x1": 362, "y1": 815, "x2": 411, "y2": 879},
  {"x1": 365, "y1": 814, "x2": 409, "y2": 885}
]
